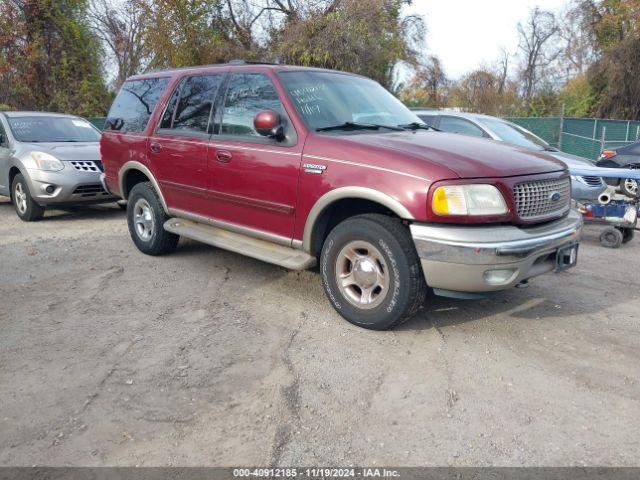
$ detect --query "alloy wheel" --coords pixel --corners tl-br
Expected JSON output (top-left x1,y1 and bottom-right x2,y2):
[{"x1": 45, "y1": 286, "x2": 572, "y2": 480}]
[
  {"x1": 14, "y1": 182, "x2": 27, "y2": 215},
  {"x1": 334, "y1": 240, "x2": 389, "y2": 310},
  {"x1": 133, "y1": 198, "x2": 155, "y2": 241}
]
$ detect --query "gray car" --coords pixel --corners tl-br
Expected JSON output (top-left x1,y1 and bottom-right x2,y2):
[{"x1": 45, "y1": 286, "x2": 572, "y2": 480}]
[
  {"x1": 413, "y1": 109, "x2": 608, "y2": 202},
  {"x1": 0, "y1": 112, "x2": 116, "y2": 221}
]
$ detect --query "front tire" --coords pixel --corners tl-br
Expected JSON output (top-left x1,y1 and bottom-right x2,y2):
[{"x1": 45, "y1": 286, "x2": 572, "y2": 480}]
[
  {"x1": 11, "y1": 174, "x2": 45, "y2": 222},
  {"x1": 320, "y1": 214, "x2": 427, "y2": 330},
  {"x1": 127, "y1": 182, "x2": 179, "y2": 255}
]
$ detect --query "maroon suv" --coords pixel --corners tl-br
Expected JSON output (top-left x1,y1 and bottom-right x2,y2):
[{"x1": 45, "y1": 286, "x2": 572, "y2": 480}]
[{"x1": 100, "y1": 61, "x2": 582, "y2": 330}]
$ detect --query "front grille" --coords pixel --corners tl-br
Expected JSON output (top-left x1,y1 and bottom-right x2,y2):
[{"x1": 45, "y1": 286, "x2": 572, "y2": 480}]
[
  {"x1": 72, "y1": 184, "x2": 108, "y2": 196},
  {"x1": 69, "y1": 161, "x2": 101, "y2": 172},
  {"x1": 581, "y1": 176, "x2": 604, "y2": 187},
  {"x1": 513, "y1": 177, "x2": 571, "y2": 220}
]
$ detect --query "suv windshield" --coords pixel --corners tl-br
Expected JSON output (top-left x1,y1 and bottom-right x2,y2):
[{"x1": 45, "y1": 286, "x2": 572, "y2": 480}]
[
  {"x1": 481, "y1": 117, "x2": 550, "y2": 151},
  {"x1": 278, "y1": 71, "x2": 421, "y2": 132},
  {"x1": 7, "y1": 116, "x2": 101, "y2": 143}
]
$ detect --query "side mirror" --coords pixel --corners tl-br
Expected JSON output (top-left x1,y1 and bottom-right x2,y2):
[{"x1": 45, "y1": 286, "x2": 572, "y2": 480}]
[{"x1": 253, "y1": 110, "x2": 285, "y2": 141}]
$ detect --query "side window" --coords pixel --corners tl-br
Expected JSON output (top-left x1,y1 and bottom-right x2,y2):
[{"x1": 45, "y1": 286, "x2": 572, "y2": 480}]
[
  {"x1": 221, "y1": 73, "x2": 283, "y2": 137},
  {"x1": 0, "y1": 120, "x2": 8, "y2": 147},
  {"x1": 438, "y1": 116, "x2": 486, "y2": 138},
  {"x1": 160, "y1": 75, "x2": 222, "y2": 133},
  {"x1": 418, "y1": 115, "x2": 436, "y2": 126},
  {"x1": 105, "y1": 77, "x2": 170, "y2": 133}
]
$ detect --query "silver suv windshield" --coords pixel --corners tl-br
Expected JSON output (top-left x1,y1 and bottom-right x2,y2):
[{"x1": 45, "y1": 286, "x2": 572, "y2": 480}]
[
  {"x1": 278, "y1": 71, "x2": 421, "y2": 132},
  {"x1": 7, "y1": 116, "x2": 101, "y2": 143},
  {"x1": 481, "y1": 117, "x2": 551, "y2": 151}
]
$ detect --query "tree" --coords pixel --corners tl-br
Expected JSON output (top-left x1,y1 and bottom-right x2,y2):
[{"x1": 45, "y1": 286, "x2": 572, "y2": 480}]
[
  {"x1": 88, "y1": 0, "x2": 148, "y2": 88},
  {"x1": 272, "y1": 0, "x2": 425, "y2": 89},
  {"x1": 400, "y1": 55, "x2": 448, "y2": 107},
  {"x1": 517, "y1": 7, "x2": 561, "y2": 101},
  {"x1": 449, "y1": 68, "x2": 519, "y2": 116},
  {"x1": 0, "y1": 0, "x2": 110, "y2": 116}
]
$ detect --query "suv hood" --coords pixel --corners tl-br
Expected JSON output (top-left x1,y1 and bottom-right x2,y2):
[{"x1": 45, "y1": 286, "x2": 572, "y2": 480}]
[
  {"x1": 343, "y1": 131, "x2": 567, "y2": 178},
  {"x1": 20, "y1": 142, "x2": 100, "y2": 162}
]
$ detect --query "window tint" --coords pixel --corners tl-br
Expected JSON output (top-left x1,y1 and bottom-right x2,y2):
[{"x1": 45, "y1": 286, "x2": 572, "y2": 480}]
[
  {"x1": 171, "y1": 75, "x2": 222, "y2": 133},
  {"x1": 160, "y1": 86, "x2": 181, "y2": 129},
  {"x1": 106, "y1": 77, "x2": 170, "y2": 133},
  {"x1": 221, "y1": 74, "x2": 283, "y2": 137},
  {"x1": 438, "y1": 116, "x2": 485, "y2": 138}
]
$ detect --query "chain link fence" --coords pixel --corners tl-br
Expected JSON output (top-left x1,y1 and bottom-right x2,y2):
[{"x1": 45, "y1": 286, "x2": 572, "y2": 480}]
[{"x1": 506, "y1": 115, "x2": 640, "y2": 160}]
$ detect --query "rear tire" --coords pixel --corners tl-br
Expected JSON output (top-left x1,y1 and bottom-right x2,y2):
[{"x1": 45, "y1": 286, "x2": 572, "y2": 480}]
[
  {"x1": 320, "y1": 214, "x2": 427, "y2": 330},
  {"x1": 11, "y1": 174, "x2": 45, "y2": 222},
  {"x1": 127, "y1": 182, "x2": 179, "y2": 255},
  {"x1": 617, "y1": 227, "x2": 635, "y2": 244},
  {"x1": 600, "y1": 227, "x2": 623, "y2": 248}
]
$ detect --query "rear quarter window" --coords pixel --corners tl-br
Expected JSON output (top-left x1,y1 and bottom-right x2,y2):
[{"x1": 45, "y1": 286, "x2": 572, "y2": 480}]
[{"x1": 105, "y1": 77, "x2": 170, "y2": 133}]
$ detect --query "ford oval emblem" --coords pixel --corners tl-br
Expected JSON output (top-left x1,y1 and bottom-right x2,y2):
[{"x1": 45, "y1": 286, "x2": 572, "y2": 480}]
[{"x1": 550, "y1": 192, "x2": 561, "y2": 202}]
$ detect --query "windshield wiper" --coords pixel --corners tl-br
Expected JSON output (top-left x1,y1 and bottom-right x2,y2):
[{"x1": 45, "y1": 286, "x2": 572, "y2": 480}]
[
  {"x1": 316, "y1": 122, "x2": 404, "y2": 132},
  {"x1": 398, "y1": 122, "x2": 440, "y2": 131}
]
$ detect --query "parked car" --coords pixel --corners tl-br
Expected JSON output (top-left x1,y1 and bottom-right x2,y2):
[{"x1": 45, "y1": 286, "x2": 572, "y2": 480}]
[
  {"x1": 412, "y1": 109, "x2": 608, "y2": 203},
  {"x1": 100, "y1": 62, "x2": 582, "y2": 330},
  {"x1": 0, "y1": 112, "x2": 116, "y2": 221},
  {"x1": 597, "y1": 140, "x2": 640, "y2": 197}
]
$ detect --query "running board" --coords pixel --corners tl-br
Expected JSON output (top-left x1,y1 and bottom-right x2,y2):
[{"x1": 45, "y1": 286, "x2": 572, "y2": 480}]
[{"x1": 164, "y1": 218, "x2": 316, "y2": 270}]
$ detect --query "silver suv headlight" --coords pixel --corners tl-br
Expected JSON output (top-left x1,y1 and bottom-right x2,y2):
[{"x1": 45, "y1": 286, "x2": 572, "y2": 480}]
[{"x1": 30, "y1": 152, "x2": 64, "y2": 171}]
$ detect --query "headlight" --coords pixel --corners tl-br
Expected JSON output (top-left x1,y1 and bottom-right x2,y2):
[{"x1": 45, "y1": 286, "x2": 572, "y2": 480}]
[
  {"x1": 432, "y1": 184, "x2": 508, "y2": 216},
  {"x1": 30, "y1": 152, "x2": 64, "y2": 171}
]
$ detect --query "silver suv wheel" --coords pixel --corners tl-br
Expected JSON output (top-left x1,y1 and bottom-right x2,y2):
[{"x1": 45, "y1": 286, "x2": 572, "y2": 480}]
[
  {"x1": 133, "y1": 198, "x2": 155, "y2": 241},
  {"x1": 14, "y1": 182, "x2": 27, "y2": 215},
  {"x1": 623, "y1": 178, "x2": 638, "y2": 196},
  {"x1": 335, "y1": 240, "x2": 389, "y2": 309}
]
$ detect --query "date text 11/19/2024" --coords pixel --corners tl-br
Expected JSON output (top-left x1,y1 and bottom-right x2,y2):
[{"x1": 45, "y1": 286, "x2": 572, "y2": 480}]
[{"x1": 232, "y1": 468, "x2": 400, "y2": 478}]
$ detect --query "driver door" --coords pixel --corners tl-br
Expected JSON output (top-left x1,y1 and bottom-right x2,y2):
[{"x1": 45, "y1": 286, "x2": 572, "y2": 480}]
[{"x1": 207, "y1": 71, "x2": 302, "y2": 242}]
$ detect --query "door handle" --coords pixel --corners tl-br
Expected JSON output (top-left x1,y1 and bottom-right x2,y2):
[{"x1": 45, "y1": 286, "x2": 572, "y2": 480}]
[
  {"x1": 216, "y1": 150, "x2": 232, "y2": 163},
  {"x1": 150, "y1": 142, "x2": 162, "y2": 154}
]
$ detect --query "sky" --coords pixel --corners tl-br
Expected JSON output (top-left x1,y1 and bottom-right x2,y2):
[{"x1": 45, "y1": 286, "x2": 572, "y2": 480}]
[{"x1": 407, "y1": 0, "x2": 568, "y2": 79}]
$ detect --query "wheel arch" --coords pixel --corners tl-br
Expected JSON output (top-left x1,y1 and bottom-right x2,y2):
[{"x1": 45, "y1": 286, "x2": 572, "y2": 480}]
[
  {"x1": 119, "y1": 161, "x2": 169, "y2": 214},
  {"x1": 302, "y1": 187, "x2": 415, "y2": 255},
  {"x1": 8, "y1": 165, "x2": 22, "y2": 190}
]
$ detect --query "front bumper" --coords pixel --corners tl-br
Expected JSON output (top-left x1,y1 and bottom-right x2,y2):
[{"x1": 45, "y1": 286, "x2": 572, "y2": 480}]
[
  {"x1": 25, "y1": 165, "x2": 116, "y2": 205},
  {"x1": 411, "y1": 210, "x2": 583, "y2": 294}
]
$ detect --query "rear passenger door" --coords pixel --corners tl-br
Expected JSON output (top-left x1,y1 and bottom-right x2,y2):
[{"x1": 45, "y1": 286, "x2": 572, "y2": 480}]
[
  {"x1": 207, "y1": 72, "x2": 301, "y2": 242},
  {"x1": 150, "y1": 73, "x2": 224, "y2": 217}
]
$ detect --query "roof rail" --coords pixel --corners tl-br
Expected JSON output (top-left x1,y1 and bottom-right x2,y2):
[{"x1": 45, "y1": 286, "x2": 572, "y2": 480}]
[{"x1": 145, "y1": 60, "x2": 279, "y2": 74}]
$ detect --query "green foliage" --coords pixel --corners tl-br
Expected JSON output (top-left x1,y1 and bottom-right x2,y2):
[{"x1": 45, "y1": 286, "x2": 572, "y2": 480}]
[
  {"x1": 273, "y1": 0, "x2": 423, "y2": 89},
  {"x1": 588, "y1": 35, "x2": 640, "y2": 119},
  {"x1": 560, "y1": 75, "x2": 595, "y2": 117},
  {"x1": 0, "y1": 0, "x2": 111, "y2": 116}
]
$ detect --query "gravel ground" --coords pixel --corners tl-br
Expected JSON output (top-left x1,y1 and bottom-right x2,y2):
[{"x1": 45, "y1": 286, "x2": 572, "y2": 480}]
[{"x1": 0, "y1": 196, "x2": 639, "y2": 467}]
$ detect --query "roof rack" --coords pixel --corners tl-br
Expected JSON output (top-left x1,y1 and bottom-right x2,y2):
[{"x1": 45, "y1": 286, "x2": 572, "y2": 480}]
[{"x1": 146, "y1": 59, "x2": 278, "y2": 74}]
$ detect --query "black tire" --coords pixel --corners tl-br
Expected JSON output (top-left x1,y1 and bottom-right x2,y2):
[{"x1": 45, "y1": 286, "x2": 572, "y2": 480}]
[
  {"x1": 617, "y1": 227, "x2": 635, "y2": 244},
  {"x1": 127, "y1": 182, "x2": 179, "y2": 255},
  {"x1": 11, "y1": 173, "x2": 45, "y2": 221},
  {"x1": 600, "y1": 227, "x2": 624, "y2": 248},
  {"x1": 620, "y1": 178, "x2": 639, "y2": 198},
  {"x1": 320, "y1": 214, "x2": 427, "y2": 330}
]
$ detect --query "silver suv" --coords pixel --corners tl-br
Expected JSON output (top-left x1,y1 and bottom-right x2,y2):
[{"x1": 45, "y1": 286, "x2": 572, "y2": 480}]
[{"x1": 0, "y1": 112, "x2": 116, "y2": 221}]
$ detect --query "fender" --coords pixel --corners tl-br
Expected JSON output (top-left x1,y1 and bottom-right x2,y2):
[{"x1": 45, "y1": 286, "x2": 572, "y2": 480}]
[
  {"x1": 302, "y1": 186, "x2": 415, "y2": 253},
  {"x1": 119, "y1": 161, "x2": 169, "y2": 214}
]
